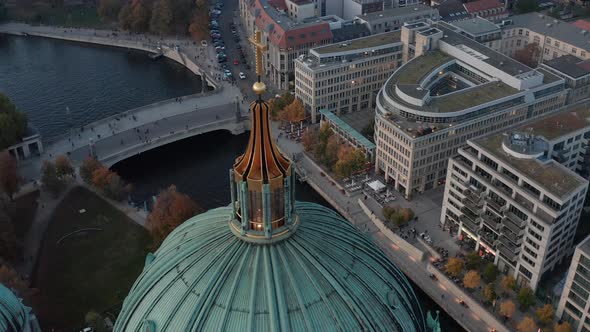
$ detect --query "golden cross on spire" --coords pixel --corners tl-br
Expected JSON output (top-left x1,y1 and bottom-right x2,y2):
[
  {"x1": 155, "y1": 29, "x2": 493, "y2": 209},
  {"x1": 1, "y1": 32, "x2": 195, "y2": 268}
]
[{"x1": 249, "y1": 30, "x2": 267, "y2": 79}]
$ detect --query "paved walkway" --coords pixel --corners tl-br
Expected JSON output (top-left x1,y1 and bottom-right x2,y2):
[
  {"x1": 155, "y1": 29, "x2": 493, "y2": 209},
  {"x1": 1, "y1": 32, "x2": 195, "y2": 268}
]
[{"x1": 272, "y1": 126, "x2": 506, "y2": 332}]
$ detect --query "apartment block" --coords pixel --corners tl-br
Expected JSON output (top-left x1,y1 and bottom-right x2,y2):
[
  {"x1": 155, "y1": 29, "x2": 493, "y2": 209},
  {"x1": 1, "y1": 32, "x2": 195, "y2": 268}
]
[
  {"x1": 355, "y1": 5, "x2": 439, "y2": 35},
  {"x1": 500, "y1": 13, "x2": 590, "y2": 63},
  {"x1": 557, "y1": 234, "x2": 590, "y2": 332},
  {"x1": 295, "y1": 31, "x2": 403, "y2": 121},
  {"x1": 374, "y1": 21, "x2": 568, "y2": 198},
  {"x1": 543, "y1": 55, "x2": 590, "y2": 104},
  {"x1": 239, "y1": 0, "x2": 334, "y2": 90},
  {"x1": 441, "y1": 126, "x2": 588, "y2": 290}
]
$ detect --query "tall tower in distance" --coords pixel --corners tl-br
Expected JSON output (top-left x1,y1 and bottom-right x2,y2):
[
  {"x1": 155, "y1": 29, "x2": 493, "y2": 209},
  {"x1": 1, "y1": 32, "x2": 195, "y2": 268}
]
[{"x1": 229, "y1": 30, "x2": 297, "y2": 242}]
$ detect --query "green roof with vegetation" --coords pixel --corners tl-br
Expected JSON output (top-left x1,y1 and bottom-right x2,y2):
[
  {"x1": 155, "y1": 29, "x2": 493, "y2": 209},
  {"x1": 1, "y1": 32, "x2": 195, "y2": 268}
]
[
  {"x1": 431, "y1": 82, "x2": 518, "y2": 113},
  {"x1": 115, "y1": 202, "x2": 429, "y2": 331},
  {"x1": 474, "y1": 135, "x2": 586, "y2": 198},
  {"x1": 517, "y1": 105, "x2": 590, "y2": 140},
  {"x1": 394, "y1": 51, "x2": 451, "y2": 85},
  {"x1": 313, "y1": 31, "x2": 401, "y2": 54}
]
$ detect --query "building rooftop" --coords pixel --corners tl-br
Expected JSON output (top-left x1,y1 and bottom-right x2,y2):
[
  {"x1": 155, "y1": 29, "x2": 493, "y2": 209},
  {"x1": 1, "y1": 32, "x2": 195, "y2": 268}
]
[
  {"x1": 320, "y1": 109, "x2": 376, "y2": 150},
  {"x1": 431, "y1": 81, "x2": 517, "y2": 113},
  {"x1": 451, "y1": 17, "x2": 501, "y2": 36},
  {"x1": 517, "y1": 105, "x2": 590, "y2": 140},
  {"x1": 463, "y1": 0, "x2": 504, "y2": 13},
  {"x1": 437, "y1": 22, "x2": 533, "y2": 77},
  {"x1": 508, "y1": 13, "x2": 590, "y2": 52},
  {"x1": 436, "y1": 0, "x2": 469, "y2": 22},
  {"x1": 394, "y1": 50, "x2": 451, "y2": 85},
  {"x1": 572, "y1": 19, "x2": 590, "y2": 32},
  {"x1": 332, "y1": 22, "x2": 371, "y2": 42},
  {"x1": 312, "y1": 30, "x2": 401, "y2": 55},
  {"x1": 577, "y1": 233, "x2": 590, "y2": 256},
  {"x1": 355, "y1": 4, "x2": 436, "y2": 23},
  {"x1": 544, "y1": 55, "x2": 590, "y2": 79},
  {"x1": 473, "y1": 134, "x2": 587, "y2": 198}
]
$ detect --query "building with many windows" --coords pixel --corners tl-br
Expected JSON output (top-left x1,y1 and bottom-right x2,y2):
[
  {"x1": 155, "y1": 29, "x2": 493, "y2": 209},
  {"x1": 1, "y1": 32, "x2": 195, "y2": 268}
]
[
  {"x1": 500, "y1": 13, "x2": 590, "y2": 63},
  {"x1": 557, "y1": 234, "x2": 590, "y2": 332},
  {"x1": 441, "y1": 120, "x2": 589, "y2": 290},
  {"x1": 295, "y1": 31, "x2": 403, "y2": 121},
  {"x1": 374, "y1": 21, "x2": 568, "y2": 198},
  {"x1": 542, "y1": 55, "x2": 590, "y2": 104},
  {"x1": 463, "y1": 0, "x2": 508, "y2": 23},
  {"x1": 450, "y1": 17, "x2": 503, "y2": 51},
  {"x1": 239, "y1": 0, "x2": 334, "y2": 90}
]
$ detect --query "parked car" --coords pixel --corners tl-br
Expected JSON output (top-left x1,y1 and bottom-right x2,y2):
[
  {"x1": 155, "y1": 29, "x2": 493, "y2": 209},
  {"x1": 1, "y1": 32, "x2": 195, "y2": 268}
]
[
  {"x1": 233, "y1": 58, "x2": 239, "y2": 65},
  {"x1": 239, "y1": 72, "x2": 246, "y2": 79}
]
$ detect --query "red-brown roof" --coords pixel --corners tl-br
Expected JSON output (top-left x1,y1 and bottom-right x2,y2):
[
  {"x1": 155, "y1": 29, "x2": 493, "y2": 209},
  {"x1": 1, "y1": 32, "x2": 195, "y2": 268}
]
[
  {"x1": 572, "y1": 20, "x2": 590, "y2": 32},
  {"x1": 251, "y1": 0, "x2": 333, "y2": 49},
  {"x1": 463, "y1": 0, "x2": 504, "y2": 13}
]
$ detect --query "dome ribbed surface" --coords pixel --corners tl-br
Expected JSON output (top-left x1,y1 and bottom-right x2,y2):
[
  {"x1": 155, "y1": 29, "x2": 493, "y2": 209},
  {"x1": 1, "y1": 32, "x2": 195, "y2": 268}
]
[
  {"x1": 0, "y1": 283, "x2": 40, "y2": 332},
  {"x1": 115, "y1": 202, "x2": 426, "y2": 332}
]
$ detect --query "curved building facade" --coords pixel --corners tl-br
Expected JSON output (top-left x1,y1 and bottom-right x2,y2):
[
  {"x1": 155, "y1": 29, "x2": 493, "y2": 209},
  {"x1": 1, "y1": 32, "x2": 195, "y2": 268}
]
[{"x1": 374, "y1": 21, "x2": 568, "y2": 198}]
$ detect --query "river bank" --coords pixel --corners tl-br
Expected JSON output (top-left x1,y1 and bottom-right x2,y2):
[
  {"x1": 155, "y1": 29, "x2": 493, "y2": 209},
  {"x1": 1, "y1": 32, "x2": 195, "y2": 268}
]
[{"x1": 0, "y1": 22, "x2": 222, "y2": 89}]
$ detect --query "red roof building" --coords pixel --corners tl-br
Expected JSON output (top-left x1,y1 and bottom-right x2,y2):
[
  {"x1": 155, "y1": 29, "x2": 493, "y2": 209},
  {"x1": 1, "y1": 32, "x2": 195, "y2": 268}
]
[
  {"x1": 572, "y1": 20, "x2": 590, "y2": 32},
  {"x1": 463, "y1": 0, "x2": 508, "y2": 23}
]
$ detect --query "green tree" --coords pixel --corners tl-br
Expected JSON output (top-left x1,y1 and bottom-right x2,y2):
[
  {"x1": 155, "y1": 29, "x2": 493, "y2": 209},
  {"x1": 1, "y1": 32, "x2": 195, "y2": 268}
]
[
  {"x1": 382, "y1": 206, "x2": 396, "y2": 220},
  {"x1": 501, "y1": 275, "x2": 517, "y2": 293},
  {"x1": 118, "y1": 2, "x2": 132, "y2": 30},
  {"x1": 313, "y1": 123, "x2": 332, "y2": 160},
  {"x1": 41, "y1": 160, "x2": 64, "y2": 196},
  {"x1": 322, "y1": 135, "x2": 339, "y2": 170},
  {"x1": 150, "y1": 0, "x2": 174, "y2": 35},
  {"x1": 465, "y1": 251, "x2": 482, "y2": 270},
  {"x1": 85, "y1": 311, "x2": 108, "y2": 332},
  {"x1": 0, "y1": 93, "x2": 28, "y2": 151},
  {"x1": 54, "y1": 155, "x2": 74, "y2": 179},
  {"x1": 515, "y1": 0, "x2": 538, "y2": 13},
  {"x1": 483, "y1": 283, "x2": 496, "y2": 303},
  {"x1": 518, "y1": 286, "x2": 536, "y2": 310},
  {"x1": 0, "y1": 151, "x2": 19, "y2": 200},
  {"x1": 482, "y1": 263, "x2": 499, "y2": 283},
  {"x1": 97, "y1": 0, "x2": 122, "y2": 20}
]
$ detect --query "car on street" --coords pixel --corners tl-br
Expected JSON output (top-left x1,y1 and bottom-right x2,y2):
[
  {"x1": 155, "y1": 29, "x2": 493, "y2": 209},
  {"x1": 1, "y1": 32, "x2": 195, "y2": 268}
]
[
  {"x1": 233, "y1": 58, "x2": 239, "y2": 65},
  {"x1": 239, "y1": 72, "x2": 246, "y2": 79},
  {"x1": 210, "y1": 10, "x2": 221, "y2": 15},
  {"x1": 200, "y1": 40, "x2": 208, "y2": 47}
]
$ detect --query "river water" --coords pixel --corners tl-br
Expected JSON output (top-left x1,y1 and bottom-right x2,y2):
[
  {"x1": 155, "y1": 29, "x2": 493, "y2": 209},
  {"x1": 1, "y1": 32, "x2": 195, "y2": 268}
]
[{"x1": 1, "y1": 34, "x2": 462, "y2": 331}]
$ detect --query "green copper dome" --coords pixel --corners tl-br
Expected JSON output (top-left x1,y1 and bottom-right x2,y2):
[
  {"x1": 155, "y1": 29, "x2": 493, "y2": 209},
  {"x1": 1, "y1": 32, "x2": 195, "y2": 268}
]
[
  {"x1": 115, "y1": 202, "x2": 427, "y2": 332},
  {"x1": 0, "y1": 283, "x2": 41, "y2": 332}
]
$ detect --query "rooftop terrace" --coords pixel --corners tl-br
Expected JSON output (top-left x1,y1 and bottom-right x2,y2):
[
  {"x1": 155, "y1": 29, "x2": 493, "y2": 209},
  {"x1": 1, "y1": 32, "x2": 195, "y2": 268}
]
[
  {"x1": 473, "y1": 134, "x2": 586, "y2": 198},
  {"x1": 312, "y1": 31, "x2": 401, "y2": 55}
]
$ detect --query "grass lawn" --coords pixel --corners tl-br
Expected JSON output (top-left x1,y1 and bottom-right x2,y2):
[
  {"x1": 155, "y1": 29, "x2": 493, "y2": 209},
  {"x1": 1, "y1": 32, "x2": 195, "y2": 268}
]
[
  {"x1": 7, "y1": 5, "x2": 109, "y2": 28},
  {"x1": 32, "y1": 186, "x2": 151, "y2": 331},
  {"x1": 8, "y1": 190, "x2": 40, "y2": 240}
]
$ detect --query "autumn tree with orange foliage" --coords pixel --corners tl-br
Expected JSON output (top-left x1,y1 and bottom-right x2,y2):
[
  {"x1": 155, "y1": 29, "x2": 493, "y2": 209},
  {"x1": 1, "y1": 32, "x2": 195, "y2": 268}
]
[
  {"x1": 554, "y1": 321, "x2": 573, "y2": 332},
  {"x1": 188, "y1": 0, "x2": 209, "y2": 42},
  {"x1": 463, "y1": 270, "x2": 481, "y2": 289},
  {"x1": 517, "y1": 316, "x2": 538, "y2": 332},
  {"x1": 0, "y1": 261, "x2": 35, "y2": 304},
  {"x1": 0, "y1": 151, "x2": 18, "y2": 200},
  {"x1": 445, "y1": 257, "x2": 464, "y2": 277},
  {"x1": 333, "y1": 145, "x2": 366, "y2": 179},
  {"x1": 147, "y1": 185, "x2": 202, "y2": 246},
  {"x1": 536, "y1": 303, "x2": 554, "y2": 326},
  {"x1": 499, "y1": 300, "x2": 516, "y2": 320},
  {"x1": 80, "y1": 156, "x2": 102, "y2": 184},
  {"x1": 54, "y1": 154, "x2": 74, "y2": 179},
  {"x1": 91, "y1": 166, "x2": 131, "y2": 201},
  {"x1": 278, "y1": 99, "x2": 306, "y2": 123},
  {"x1": 301, "y1": 129, "x2": 318, "y2": 152}
]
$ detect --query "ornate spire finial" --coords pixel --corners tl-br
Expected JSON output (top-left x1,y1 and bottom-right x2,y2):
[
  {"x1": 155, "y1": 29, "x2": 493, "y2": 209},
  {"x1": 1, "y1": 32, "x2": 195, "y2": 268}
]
[{"x1": 249, "y1": 30, "x2": 267, "y2": 96}]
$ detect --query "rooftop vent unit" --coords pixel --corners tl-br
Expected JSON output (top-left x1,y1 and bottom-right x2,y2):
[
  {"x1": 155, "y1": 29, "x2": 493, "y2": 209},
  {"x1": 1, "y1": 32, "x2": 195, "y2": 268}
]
[
  {"x1": 499, "y1": 61, "x2": 504, "y2": 66},
  {"x1": 546, "y1": 23, "x2": 552, "y2": 27}
]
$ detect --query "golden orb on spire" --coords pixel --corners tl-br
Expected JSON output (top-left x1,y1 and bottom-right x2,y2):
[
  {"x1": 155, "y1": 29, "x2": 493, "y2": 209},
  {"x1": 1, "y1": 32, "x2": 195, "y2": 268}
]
[{"x1": 252, "y1": 81, "x2": 266, "y2": 95}]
